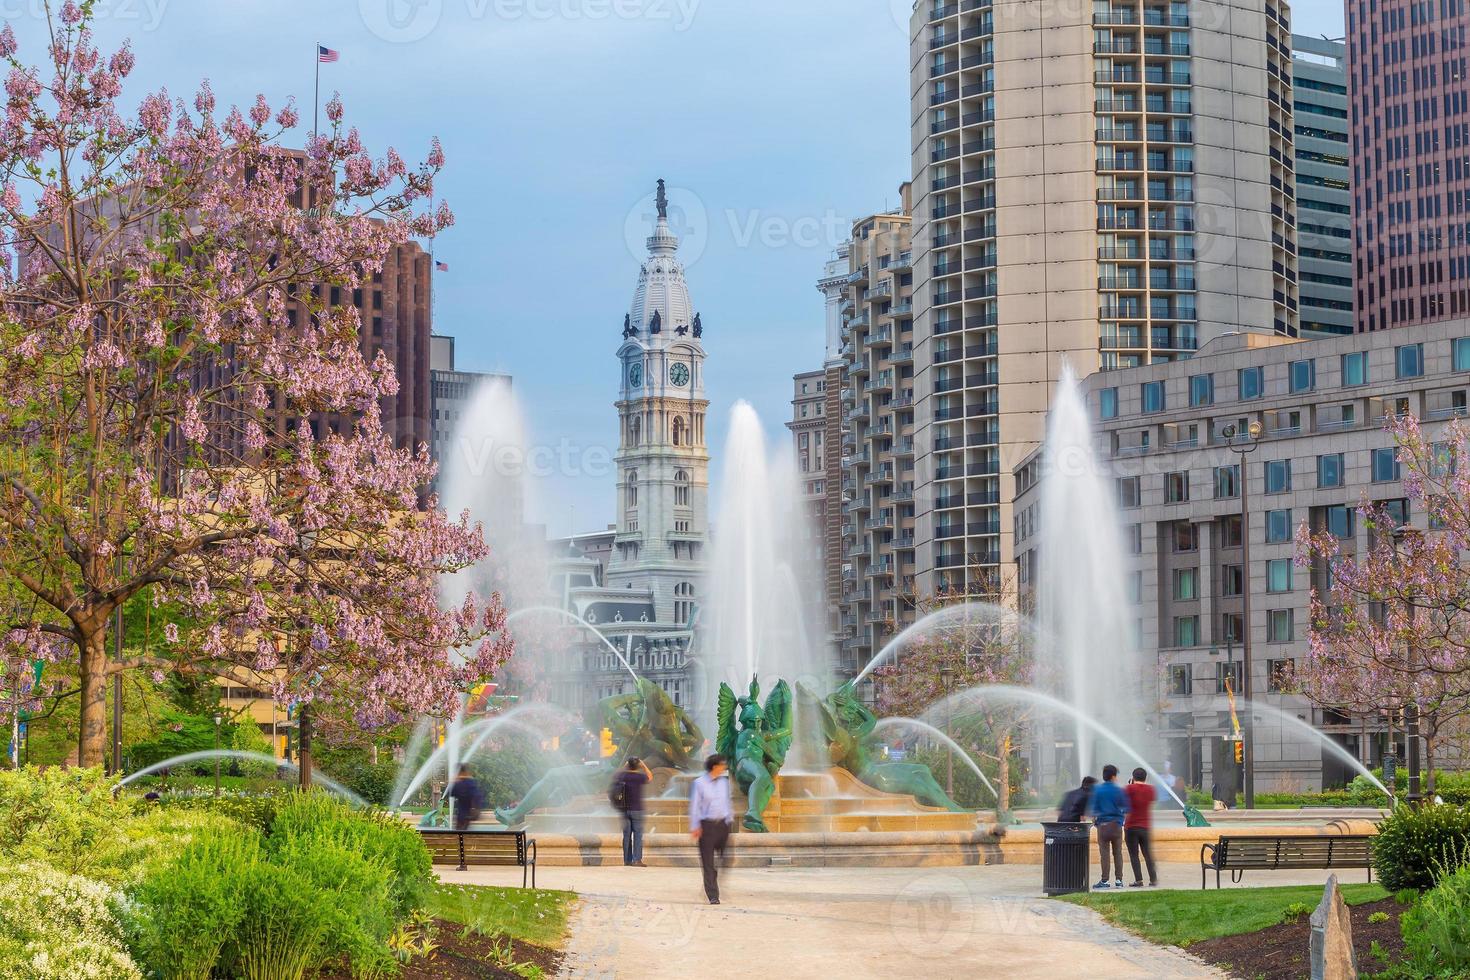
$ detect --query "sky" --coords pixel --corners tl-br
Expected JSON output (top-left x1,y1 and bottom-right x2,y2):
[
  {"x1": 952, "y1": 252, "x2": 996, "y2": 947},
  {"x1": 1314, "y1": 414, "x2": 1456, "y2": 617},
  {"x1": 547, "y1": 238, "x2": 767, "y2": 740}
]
[{"x1": 10, "y1": 0, "x2": 1348, "y2": 536}]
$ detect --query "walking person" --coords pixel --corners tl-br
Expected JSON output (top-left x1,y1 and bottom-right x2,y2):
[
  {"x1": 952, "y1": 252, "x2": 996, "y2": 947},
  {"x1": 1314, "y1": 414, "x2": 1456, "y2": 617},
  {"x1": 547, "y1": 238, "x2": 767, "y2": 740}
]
[
  {"x1": 688, "y1": 753, "x2": 733, "y2": 905},
  {"x1": 1088, "y1": 764, "x2": 1129, "y2": 889},
  {"x1": 612, "y1": 757, "x2": 652, "y2": 867},
  {"x1": 1057, "y1": 776, "x2": 1097, "y2": 822},
  {"x1": 446, "y1": 764, "x2": 484, "y2": 832},
  {"x1": 1123, "y1": 767, "x2": 1159, "y2": 887}
]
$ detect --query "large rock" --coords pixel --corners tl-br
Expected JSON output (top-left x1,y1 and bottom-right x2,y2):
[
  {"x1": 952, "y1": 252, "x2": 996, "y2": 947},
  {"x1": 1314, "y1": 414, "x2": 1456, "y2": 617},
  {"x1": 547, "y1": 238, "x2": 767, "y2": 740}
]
[{"x1": 1310, "y1": 874, "x2": 1358, "y2": 980}]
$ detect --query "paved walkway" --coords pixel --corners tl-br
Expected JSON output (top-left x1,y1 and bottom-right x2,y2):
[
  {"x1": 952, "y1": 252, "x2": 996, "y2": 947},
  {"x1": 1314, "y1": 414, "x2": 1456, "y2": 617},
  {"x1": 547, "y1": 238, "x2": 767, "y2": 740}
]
[{"x1": 436, "y1": 859, "x2": 1355, "y2": 978}]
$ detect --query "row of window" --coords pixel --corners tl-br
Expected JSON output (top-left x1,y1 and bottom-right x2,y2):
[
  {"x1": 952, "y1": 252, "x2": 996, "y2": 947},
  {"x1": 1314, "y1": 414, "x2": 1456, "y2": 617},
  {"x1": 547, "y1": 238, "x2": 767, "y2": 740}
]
[
  {"x1": 1165, "y1": 658, "x2": 1295, "y2": 697},
  {"x1": 1101, "y1": 338, "x2": 1470, "y2": 419},
  {"x1": 1171, "y1": 608, "x2": 1296, "y2": 648}
]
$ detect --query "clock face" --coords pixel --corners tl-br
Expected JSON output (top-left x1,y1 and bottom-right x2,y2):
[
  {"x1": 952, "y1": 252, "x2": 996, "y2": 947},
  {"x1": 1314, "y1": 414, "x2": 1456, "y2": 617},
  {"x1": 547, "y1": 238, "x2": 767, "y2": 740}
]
[
  {"x1": 670, "y1": 362, "x2": 691, "y2": 387},
  {"x1": 628, "y1": 363, "x2": 643, "y2": 388}
]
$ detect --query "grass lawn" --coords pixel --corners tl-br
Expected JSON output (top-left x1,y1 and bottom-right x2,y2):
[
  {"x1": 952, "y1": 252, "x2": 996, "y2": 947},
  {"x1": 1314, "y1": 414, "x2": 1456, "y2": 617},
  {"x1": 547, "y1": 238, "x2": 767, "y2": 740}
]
[
  {"x1": 427, "y1": 883, "x2": 577, "y2": 947},
  {"x1": 1058, "y1": 883, "x2": 1390, "y2": 946}
]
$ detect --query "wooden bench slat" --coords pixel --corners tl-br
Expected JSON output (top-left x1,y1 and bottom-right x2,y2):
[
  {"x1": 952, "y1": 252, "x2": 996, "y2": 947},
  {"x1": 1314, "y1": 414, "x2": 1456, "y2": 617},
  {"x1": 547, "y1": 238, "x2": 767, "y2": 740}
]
[
  {"x1": 418, "y1": 829, "x2": 537, "y2": 887},
  {"x1": 1202, "y1": 835, "x2": 1373, "y2": 889}
]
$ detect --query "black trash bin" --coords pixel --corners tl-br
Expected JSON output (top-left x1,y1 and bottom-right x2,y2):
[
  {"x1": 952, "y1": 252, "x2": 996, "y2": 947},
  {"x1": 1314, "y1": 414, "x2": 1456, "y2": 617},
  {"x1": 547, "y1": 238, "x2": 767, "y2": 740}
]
[{"x1": 1041, "y1": 821, "x2": 1091, "y2": 896}]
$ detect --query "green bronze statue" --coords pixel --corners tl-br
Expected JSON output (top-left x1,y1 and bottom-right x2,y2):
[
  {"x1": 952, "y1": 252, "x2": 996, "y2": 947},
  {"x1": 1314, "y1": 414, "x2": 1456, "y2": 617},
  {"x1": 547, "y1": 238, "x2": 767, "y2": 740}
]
[
  {"x1": 798, "y1": 680, "x2": 966, "y2": 812},
  {"x1": 490, "y1": 678, "x2": 703, "y2": 828},
  {"x1": 716, "y1": 676, "x2": 793, "y2": 832}
]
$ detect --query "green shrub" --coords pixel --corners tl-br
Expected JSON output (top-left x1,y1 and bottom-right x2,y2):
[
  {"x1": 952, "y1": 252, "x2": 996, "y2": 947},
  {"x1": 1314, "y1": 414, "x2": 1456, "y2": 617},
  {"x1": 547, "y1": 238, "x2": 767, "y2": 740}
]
[
  {"x1": 0, "y1": 766, "x2": 135, "y2": 876},
  {"x1": 269, "y1": 793, "x2": 432, "y2": 916},
  {"x1": 95, "y1": 807, "x2": 244, "y2": 886},
  {"x1": 0, "y1": 860, "x2": 142, "y2": 979},
  {"x1": 125, "y1": 825, "x2": 260, "y2": 980},
  {"x1": 1401, "y1": 863, "x2": 1470, "y2": 975},
  {"x1": 1374, "y1": 802, "x2": 1470, "y2": 892},
  {"x1": 228, "y1": 721, "x2": 278, "y2": 779},
  {"x1": 126, "y1": 710, "x2": 226, "y2": 774},
  {"x1": 218, "y1": 862, "x2": 334, "y2": 980},
  {"x1": 270, "y1": 835, "x2": 397, "y2": 978},
  {"x1": 157, "y1": 788, "x2": 289, "y2": 831}
]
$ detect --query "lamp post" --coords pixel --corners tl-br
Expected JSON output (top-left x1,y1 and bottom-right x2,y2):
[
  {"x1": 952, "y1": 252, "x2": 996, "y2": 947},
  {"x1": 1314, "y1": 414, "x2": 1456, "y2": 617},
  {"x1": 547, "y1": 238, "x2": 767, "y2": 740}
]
[
  {"x1": 939, "y1": 665, "x2": 955, "y2": 796},
  {"x1": 212, "y1": 714, "x2": 222, "y2": 798},
  {"x1": 1221, "y1": 420, "x2": 1263, "y2": 809},
  {"x1": 1392, "y1": 524, "x2": 1424, "y2": 807}
]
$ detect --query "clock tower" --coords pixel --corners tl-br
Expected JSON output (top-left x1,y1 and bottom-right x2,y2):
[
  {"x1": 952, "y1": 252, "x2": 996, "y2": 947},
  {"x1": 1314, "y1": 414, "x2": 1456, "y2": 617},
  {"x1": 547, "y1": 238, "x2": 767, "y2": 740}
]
[{"x1": 606, "y1": 180, "x2": 709, "y2": 626}]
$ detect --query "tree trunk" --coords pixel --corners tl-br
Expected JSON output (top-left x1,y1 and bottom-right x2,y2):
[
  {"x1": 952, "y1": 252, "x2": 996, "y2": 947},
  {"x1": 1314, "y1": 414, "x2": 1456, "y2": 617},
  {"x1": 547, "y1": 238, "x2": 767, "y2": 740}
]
[
  {"x1": 297, "y1": 704, "x2": 313, "y2": 790},
  {"x1": 997, "y1": 733, "x2": 1011, "y2": 819},
  {"x1": 77, "y1": 625, "x2": 108, "y2": 768}
]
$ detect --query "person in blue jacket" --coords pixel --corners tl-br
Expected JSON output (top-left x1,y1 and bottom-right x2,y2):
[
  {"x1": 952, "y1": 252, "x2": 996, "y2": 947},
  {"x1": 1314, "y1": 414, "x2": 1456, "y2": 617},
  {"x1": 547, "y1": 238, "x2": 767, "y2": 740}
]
[{"x1": 1088, "y1": 764, "x2": 1130, "y2": 889}]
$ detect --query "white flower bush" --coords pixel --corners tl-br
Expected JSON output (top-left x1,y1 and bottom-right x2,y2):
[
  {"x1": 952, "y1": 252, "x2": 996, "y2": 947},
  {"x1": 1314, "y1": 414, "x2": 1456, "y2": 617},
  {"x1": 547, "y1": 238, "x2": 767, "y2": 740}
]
[{"x1": 0, "y1": 861, "x2": 142, "y2": 980}]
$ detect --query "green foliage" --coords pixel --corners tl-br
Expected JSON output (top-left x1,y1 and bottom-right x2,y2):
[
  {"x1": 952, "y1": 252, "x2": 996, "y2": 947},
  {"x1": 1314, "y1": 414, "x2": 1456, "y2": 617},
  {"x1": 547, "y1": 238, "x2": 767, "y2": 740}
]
[
  {"x1": 268, "y1": 793, "x2": 433, "y2": 916},
  {"x1": 125, "y1": 825, "x2": 260, "y2": 980},
  {"x1": 1374, "y1": 802, "x2": 1470, "y2": 892},
  {"x1": 466, "y1": 736, "x2": 557, "y2": 811},
  {"x1": 0, "y1": 860, "x2": 143, "y2": 979},
  {"x1": 219, "y1": 862, "x2": 334, "y2": 980},
  {"x1": 155, "y1": 789, "x2": 290, "y2": 831},
  {"x1": 268, "y1": 834, "x2": 397, "y2": 978},
  {"x1": 227, "y1": 721, "x2": 276, "y2": 779},
  {"x1": 1368, "y1": 910, "x2": 1391, "y2": 924},
  {"x1": 1400, "y1": 863, "x2": 1470, "y2": 975},
  {"x1": 95, "y1": 807, "x2": 245, "y2": 886},
  {"x1": 312, "y1": 746, "x2": 399, "y2": 806},
  {"x1": 126, "y1": 709, "x2": 226, "y2": 774},
  {"x1": 909, "y1": 745, "x2": 1029, "y2": 809},
  {"x1": 427, "y1": 883, "x2": 576, "y2": 948},
  {"x1": 0, "y1": 766, "x2": 134, "y2": 876},
  {"x1": 1281, "y1": 901, "x2": 1313, "y2": 922}
]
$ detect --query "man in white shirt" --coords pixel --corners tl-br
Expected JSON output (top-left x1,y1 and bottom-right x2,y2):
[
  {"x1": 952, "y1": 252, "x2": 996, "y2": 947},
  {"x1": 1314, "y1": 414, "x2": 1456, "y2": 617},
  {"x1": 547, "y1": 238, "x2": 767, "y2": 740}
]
[{"x1": 688, "y1": 753, "x2": 733, "y2": 904}]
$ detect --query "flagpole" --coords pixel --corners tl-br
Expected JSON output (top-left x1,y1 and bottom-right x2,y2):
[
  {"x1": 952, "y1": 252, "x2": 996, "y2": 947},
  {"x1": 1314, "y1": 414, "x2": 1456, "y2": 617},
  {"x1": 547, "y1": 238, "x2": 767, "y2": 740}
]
[{"x1": 312, "y1": 41, "x2": 320, "y2": 145}]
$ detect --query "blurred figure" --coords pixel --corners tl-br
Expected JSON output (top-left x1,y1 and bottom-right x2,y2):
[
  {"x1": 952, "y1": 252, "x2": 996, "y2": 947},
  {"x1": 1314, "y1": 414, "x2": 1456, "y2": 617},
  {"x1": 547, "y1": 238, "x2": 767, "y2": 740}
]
[
  {"x1": 1089, "y1": 764, "x2": 1128, "y2": 889},
  {"x1": 1123, "y1": 767, "x2": 1159, "y2": 887},
  {"x1": 446, "y1": 764, "x2": 484, "y2": 831},
  {"x1": 688, "y1": 753, "x2": 733, "y2": 905},
  {"x1": 1057, "y1": 776, "x2": 1097, "y2": 822},
  {"x1": 612, "y1": 756, "x2": 652, "y2": 867}
]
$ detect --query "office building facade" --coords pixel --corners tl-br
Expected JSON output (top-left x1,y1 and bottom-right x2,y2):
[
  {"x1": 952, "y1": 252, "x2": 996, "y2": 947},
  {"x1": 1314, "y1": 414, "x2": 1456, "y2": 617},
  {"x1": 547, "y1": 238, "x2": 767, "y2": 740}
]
[{"x1": 1292, "y1": 34, "x2": 1354, "y2": 336}]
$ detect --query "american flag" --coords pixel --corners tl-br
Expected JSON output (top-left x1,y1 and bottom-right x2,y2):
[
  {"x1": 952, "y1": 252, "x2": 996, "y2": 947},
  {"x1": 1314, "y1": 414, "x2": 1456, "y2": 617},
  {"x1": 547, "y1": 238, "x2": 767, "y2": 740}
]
[
  {"x1": 435, "y1": 260, "x2": 449, "y2": 272},
  {"x1": 317, "y1": 45, "x2": 339, "y2": 63}
]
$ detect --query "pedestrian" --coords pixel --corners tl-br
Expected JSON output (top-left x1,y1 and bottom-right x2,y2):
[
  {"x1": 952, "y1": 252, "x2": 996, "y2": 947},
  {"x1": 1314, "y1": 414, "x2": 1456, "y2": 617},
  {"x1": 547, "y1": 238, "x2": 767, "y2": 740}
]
[
  {"x1": 1123, "y1": 767, "x2": 1159, "y2": 887},
  {"x1": 446, "y1": 764, "x2": 484, "y2": 832},
  {"x1": 1088, "y1": 764, "x2": 1129, "y2": 889},
  {"x1": 688, "y1": 753, "x2": 733, "y2": 905},
  {"x1": 612, "y1": 756, "x2": 652, "y2": 867},
  {"x1": 1057, "y1": 776, "x2": 1097, "y2": 822}
]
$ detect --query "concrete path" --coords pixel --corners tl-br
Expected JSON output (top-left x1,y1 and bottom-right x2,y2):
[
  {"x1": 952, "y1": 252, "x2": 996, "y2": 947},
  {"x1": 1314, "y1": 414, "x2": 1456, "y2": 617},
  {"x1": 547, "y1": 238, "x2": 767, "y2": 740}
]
[{"x1": 437, "y1": 858, "x2": 1356, "y2": 978}]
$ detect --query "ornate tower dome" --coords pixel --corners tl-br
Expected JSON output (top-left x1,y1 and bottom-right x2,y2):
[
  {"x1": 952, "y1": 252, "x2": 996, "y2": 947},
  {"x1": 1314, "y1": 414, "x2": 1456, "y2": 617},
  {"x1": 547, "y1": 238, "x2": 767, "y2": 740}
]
[{"x1": 627, "y1": 180, "x2": 695, "y2": 336}]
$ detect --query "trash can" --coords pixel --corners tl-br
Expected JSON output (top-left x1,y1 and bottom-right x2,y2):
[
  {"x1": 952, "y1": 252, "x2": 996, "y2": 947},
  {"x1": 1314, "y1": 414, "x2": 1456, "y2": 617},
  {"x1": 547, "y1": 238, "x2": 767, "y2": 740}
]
[{"x1": 1041, "y1": 821, "x2": 1091, "y2": 896}]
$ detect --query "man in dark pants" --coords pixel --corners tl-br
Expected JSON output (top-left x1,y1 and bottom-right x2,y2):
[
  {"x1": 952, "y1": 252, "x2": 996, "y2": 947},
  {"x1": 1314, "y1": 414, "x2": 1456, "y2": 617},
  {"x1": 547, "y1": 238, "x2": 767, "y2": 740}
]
[
  {"x1": 1089, "y1": 764, "x2": 1129, "y2": 889},
  {"x1": 615, "y1": 757, "x2": 652, "y2": 867},
  {"x1": 688, "y1": 753, "x2": 733, "y2": 905},
  {"x1": 1123, "y1": 766, "x2": 1159, "y2": 887}
]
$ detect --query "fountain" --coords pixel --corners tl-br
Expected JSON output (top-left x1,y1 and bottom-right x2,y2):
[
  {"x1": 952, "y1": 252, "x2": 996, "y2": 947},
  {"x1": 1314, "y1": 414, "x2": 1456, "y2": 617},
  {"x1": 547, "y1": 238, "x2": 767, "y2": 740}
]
[
  {"x1": 1241, "y1": 699, "x2": 1391, "y2": 796},
  {"x1": 116, "y1": 750, "x2": 367, "y2": 806}
]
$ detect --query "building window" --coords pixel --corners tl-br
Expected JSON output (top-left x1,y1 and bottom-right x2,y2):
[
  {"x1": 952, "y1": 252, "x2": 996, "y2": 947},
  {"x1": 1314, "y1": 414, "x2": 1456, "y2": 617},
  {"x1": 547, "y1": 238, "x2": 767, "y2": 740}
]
[
  {"x1": 1216, "y1": 660, "x2": 1243, "y2": 695},
  {"x1": 1141, "y1": 381, "x2": 1166, "y2": 414},
  {"x1": 1265, "y1": 459, "x2": 1292, "y2": 494},
  {"x1": 1099, "y1": 387, "x2": 1119, "y2": 420},
  {"x1": 1267, "y1": 659, "x2": 1293, "y2": 694},
  {"x1": 1213, "y1": 464, "x2": 1240, "y2": 499},
  {"x1": 1166, "y1": 471, "x2": 1190, "y2": 503},
  {"x1": 1218, "y1": 612, "x2": 1243, "y2": 644},
  {"x1": 1324, "y1": 504, "x2": 1354, "y2": 539},
  {"x1": 1266, "y1": 509, "x2": 1293, "y2": 543},
  {"x1": 1238, "y1": 366, "x2": 1264, "y2": 400},
  {"x1": 1219, "y1": 514, "x2": 1243, "y2": 548},
  {"x1": 673, "y1": 416, "x2": 687, "y2": 446},
  {"x1": 1396, "y1": 343, "x2": 1425, "y2": 379},
  {"x1": 1289, "y1": 359, "x2": 1316, "y2": 393},
  {"x1": 1342, "y1": 351, "x2": 1368, "y2": 386},
  {"x1": 1173, "y1": 567, "x2": 1198, "y2": 600},
  {"x1": 1268, "y1": 609, "x2": 1295, "y2": 643},
  {"x1": 1117, "y1": 476, "x2": 1141, "y2": 508},
  {"x1": 1454, "y1": 338, "x2": 1470, "y2": 373},
  {"x1": 629, "y1": 416, "x2": 642, "y2": 447},
  {"x1": 674, "y1": 582, "x2": 695, "y2": 625},
  {"x1": 1172, "y1": 521, "x2": 1199, "y2": 553},
  {"x1": 1174, "y1": 615, "x2": 1200, "y2": 648},
  {"x1": 1266, "y1": 558, "x2": 1293, "y2": 593},
  {"x1": 1167, "y1": 665, "x2": 1193, "y2": 697},
  {"x1": 1371, "y1": 448, "x2": 1400, "y2": 483},
  {"x1": 1220, "y1": 564, "x2": 1244, "y2": 597},
  {"x1": 1126, "y1": 523, "x2": 1142, "y2": 554},
  {"x1": 675, "y1": 470, "x2": 691, "y2": 506},
  {"x1": 1380, "y1": 498, "x2": 1409, "y2": 530},
  {"x1": 1317, "y1": 453, "x2": 1345, "y2": 488},
  {"x1": 1126, "y1": 570, "x2": 1143, "y2": 604},
  {"x1": 1189, "y1": 373, "x2": 1214, "y2": 407},
  {"x1": 626, "y1": 470, "x2": 640, "y2": 510}
]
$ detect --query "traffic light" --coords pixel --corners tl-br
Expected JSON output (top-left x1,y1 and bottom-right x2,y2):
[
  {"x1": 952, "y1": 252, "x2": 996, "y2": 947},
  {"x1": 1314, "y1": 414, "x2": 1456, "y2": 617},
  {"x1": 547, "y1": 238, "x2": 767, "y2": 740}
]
[
  {"x1": 600, "y1": 727, "x2": 616, "y2": 758},
  {"x1": 1234, "y1": 740, "x2": 1244, "y2": 765}
]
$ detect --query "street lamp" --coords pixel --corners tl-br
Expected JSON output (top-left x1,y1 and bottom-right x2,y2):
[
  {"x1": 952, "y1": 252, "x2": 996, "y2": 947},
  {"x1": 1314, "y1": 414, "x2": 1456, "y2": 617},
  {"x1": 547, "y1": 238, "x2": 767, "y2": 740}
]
[
  {"x1": 939, "y1": 665, "x2": 956, "y2": 796},
  {"x1": 1392, "y1": 524, "x2": 1424, "y2": 807},
  {"x1": 1221, "y1": 420, "x2": 1263, "y2": 809},
  {"x1": 212, "y1": 714, "x2": 222, "y2": 798}
]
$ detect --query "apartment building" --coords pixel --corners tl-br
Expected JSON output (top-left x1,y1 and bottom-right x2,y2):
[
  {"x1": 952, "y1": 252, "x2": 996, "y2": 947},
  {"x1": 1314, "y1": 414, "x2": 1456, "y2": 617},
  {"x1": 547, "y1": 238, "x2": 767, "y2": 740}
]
[
  {"x1": 1013, "y1": 321, "x2": 1470, "y2": 791},
  {"x1": 906, "y1": 0, "x2": 1299, "y2": 596},
  {"x1": 787, "y1": 369, "x2": 836, "y2": 637},
  {"x1": 1292, "y1": 34, "x2": 1354, "y2": 336}
]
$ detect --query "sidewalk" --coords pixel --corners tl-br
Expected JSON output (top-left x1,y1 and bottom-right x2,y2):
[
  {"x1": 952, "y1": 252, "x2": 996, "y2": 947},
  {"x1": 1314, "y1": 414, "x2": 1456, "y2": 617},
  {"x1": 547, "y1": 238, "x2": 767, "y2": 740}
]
[{"x1": 437, "y1": 859, "x2": 1347, "y2": 978}]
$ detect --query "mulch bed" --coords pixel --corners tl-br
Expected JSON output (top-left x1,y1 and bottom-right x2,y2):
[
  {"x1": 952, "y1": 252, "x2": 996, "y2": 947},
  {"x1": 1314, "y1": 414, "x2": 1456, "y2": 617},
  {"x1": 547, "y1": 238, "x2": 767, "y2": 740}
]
[
  {"x1": 323, "y1": 919, "x2": 564, "y2": 980},
  {"x1": 1188, "y1": 898, "x2": 1407, "y2": 979}
]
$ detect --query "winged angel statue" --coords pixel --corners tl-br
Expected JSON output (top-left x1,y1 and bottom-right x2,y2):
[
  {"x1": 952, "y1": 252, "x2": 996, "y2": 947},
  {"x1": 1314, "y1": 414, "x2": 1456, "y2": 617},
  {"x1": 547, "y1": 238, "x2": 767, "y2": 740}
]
[{"x1": 716, "y1": 676, "x2": 793, "y2": 832}]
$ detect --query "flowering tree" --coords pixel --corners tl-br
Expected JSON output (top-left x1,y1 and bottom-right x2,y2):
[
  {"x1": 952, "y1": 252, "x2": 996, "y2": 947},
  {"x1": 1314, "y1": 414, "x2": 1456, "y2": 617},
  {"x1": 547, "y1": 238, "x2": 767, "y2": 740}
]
[
  {"x1": 1296, "y1": 413, "x2": 1470, "y2": 787},
  {"x1": 0, "y1": 4, "x2": 511, "y2": 767},
  {"x1": 873, "y1": 581, "x2": 1035, "y2": 812}
]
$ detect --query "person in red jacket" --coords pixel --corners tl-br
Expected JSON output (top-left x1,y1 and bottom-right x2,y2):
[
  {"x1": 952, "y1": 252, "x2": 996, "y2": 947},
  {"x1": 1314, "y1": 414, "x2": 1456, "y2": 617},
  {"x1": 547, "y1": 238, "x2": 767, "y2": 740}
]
[{"x1": 1123, "y1": 767, "x2": 1159, "y2": 887}]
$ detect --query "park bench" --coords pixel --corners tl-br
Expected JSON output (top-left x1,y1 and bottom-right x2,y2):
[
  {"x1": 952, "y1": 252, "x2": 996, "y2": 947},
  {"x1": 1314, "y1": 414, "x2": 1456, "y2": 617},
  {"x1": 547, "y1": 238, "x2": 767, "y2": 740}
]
[
  {"x1": 418, "y1": 829, "x2": 537, "y2": 887},
  {"x1": 1200, "y1": 834, "x2": 1373, "y2": 889}
]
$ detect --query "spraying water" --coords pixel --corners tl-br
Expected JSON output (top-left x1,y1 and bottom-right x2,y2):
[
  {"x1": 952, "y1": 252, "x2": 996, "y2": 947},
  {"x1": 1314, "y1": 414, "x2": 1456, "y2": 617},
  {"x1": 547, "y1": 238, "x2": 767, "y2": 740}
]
[
  {"x1": 871, "y1": 717, "x2": 999, "y2": 801},
  {"x1": 1036, "y1": 365, "x2": 1142, "y2": 778},
  {"x1": 508, "y1": 606, "x2": 640, "y2": 686},
  {"x1": 1241, "y1": 700, "x2": 1391, "y2": 796},
  {"x1": 852, "y1": 601, "x2": 1022, "y2": 690},
  {"x1": 115, "y1": 751, "x2": 367, "y2": 806}
]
